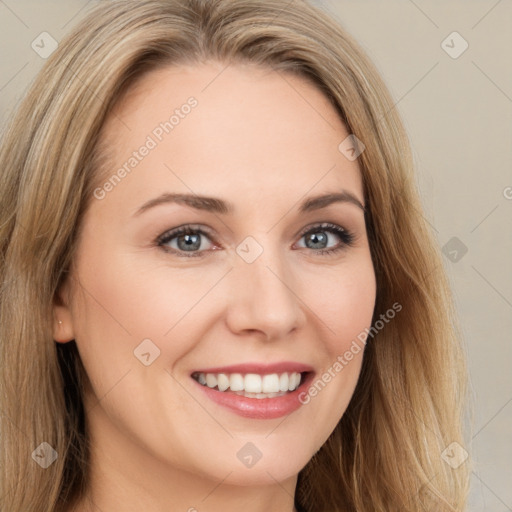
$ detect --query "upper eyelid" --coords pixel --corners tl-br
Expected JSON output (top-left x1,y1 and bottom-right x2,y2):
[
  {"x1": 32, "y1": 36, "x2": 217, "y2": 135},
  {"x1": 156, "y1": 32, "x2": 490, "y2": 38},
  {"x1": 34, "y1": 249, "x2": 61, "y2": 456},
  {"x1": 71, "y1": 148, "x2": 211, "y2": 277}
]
[{"x1": 297, "y1": 222, "x2": 348, "y2": 236}]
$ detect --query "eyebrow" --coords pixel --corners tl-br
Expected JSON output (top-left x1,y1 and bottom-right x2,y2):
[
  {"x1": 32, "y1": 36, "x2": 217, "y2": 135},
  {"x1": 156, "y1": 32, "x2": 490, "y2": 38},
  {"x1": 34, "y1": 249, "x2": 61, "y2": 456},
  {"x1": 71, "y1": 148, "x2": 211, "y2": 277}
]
[{"x1": 133, "y1": 190, "x2": 365, "y2": 217}]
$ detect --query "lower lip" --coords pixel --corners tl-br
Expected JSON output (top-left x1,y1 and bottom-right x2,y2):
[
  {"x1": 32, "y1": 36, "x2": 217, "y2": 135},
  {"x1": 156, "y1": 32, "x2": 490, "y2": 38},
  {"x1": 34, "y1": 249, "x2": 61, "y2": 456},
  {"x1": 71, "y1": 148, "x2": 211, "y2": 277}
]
[{"x1": 193, "y1": 373, "x2": 315, "y2": 419}]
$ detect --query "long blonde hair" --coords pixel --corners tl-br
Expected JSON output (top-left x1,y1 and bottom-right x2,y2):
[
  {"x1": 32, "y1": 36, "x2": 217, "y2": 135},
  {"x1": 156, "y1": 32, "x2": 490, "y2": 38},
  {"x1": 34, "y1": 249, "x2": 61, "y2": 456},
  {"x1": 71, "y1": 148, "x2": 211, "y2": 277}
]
[{"x1": 0, "y1": 0, "x2": 470, "y2": 510}]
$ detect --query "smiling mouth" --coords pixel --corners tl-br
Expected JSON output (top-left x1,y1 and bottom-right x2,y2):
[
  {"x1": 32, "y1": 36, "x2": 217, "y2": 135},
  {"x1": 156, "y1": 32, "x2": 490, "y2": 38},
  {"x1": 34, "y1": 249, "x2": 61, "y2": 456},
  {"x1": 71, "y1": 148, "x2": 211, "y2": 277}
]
[{"x1": 191, "y1": 371, "x2": 308, "y2": 399}]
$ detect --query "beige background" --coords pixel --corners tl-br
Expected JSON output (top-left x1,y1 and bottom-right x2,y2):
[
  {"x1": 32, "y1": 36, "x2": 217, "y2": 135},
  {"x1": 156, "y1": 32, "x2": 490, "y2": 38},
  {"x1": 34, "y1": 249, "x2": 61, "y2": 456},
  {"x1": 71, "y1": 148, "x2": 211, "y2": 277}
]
[{"x1": 1, "y1": 1, "x2": 510, "y2": 510}]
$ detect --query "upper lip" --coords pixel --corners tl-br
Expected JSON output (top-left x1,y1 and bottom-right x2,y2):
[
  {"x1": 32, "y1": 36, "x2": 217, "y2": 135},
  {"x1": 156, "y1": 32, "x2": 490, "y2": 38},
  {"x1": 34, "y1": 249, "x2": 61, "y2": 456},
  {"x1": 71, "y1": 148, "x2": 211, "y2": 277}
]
[{"x1": 191, "y1": 361, "x2": 314, "y2": 375}]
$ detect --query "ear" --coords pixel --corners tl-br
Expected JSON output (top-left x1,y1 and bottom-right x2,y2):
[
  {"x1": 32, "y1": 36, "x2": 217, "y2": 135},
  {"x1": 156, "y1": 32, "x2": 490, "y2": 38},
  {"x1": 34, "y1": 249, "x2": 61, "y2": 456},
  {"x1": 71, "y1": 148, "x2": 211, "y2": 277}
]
[{"x1": 53, "y1": 274, "x2": 75, "y2": 343}]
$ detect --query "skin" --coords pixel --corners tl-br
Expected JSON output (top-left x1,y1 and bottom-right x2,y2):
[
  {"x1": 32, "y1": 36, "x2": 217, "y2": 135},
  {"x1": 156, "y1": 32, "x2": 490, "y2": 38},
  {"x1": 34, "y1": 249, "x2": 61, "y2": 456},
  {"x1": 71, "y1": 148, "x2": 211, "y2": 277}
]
[{"x1": 53, "y1": 61, "x2": 377, "y2": 512}]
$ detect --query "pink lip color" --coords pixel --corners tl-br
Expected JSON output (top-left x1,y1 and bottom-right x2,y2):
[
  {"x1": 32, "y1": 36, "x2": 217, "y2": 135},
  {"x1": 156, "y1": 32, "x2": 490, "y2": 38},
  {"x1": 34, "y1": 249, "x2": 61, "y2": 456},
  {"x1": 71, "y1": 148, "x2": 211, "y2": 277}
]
[
  {"x1": 191, "y1": 361, "x2": 314, "y2": 375},
  {"x1": 191, "y1": 366, "x2": 315, "y2": 420}
]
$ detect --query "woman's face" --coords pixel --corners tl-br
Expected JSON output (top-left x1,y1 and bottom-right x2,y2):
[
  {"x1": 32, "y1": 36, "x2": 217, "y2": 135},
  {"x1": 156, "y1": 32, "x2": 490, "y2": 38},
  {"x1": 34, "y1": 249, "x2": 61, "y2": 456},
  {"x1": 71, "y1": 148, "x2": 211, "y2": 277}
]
[{"x1": 55, "y1": 62, "x2": 376, "y2": 488}]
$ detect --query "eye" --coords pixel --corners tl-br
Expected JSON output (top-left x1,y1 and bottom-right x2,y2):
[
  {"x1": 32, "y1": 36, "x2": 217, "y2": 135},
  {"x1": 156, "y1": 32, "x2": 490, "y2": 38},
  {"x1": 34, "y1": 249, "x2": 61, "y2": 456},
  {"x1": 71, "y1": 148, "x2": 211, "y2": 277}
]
[
  {"x1": 156, "y1": 222, "x2": 355, "y2": 258},
  {"x1": 157, "y1": 224, "x2": 215, "y2": 258},
  {"x1": 295, "y1": 222, "x2": 355, "y2": 256}
]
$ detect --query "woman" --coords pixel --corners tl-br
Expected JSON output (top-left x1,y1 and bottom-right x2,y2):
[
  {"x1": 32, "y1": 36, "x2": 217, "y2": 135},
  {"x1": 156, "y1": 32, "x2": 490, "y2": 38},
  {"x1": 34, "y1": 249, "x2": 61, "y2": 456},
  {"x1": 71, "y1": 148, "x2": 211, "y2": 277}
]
[{"x1": 0, "y1": 0, "x2": 470, "y2": 510}]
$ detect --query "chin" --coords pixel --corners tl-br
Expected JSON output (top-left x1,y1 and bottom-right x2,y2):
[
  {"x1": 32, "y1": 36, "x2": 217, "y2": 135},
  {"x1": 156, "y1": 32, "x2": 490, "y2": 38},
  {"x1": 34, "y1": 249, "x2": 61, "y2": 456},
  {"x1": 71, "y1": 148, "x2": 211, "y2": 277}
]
[{"x1": 208, "y1": 447, "x2": 310, "y2": 487}]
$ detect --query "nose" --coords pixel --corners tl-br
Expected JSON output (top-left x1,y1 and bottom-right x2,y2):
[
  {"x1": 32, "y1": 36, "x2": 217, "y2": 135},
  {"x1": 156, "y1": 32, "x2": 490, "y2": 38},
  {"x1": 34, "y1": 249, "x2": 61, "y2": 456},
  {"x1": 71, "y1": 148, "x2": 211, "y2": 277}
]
[{"x1": 224, "y1": 241, "x2": 306, "y2": 341}]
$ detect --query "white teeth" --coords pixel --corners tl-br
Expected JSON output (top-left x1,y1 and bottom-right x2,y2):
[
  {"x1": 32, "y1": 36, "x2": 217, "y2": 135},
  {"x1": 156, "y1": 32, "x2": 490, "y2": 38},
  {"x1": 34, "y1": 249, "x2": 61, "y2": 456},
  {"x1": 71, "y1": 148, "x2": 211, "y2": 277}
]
[
  {"x1": 262, "y1": 374, "x2": 280, "y2": 393},
  {"x1": 289, "y1": 372, "x2": 300, "y2": 391},
  {"x1": 217, "y1": 373, "x2": 230, "y2": 392},
  {"x1": 244, "y1": 374, "x2": 262, "y2": 393},
  {"x1": 279, "y1": 373, "x2": 289, "y2": 392},
  {"x1": 205, "y1": 373, "x2": 217, "y2": 388},
  {"x1": 193, "y1": 371, "x2": 304, "y2": 395},
  {"x1": 230, "y1": 373, "x2": 244, "y2": 391}
]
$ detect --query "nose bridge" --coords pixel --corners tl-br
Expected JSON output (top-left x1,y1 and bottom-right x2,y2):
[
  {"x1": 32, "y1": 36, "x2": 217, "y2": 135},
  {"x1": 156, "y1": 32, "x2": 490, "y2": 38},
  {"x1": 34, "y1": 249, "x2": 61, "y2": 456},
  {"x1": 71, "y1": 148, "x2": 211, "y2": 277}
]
[{"x1": 225, "y1": 234, "x2": 304, "y2": 339}]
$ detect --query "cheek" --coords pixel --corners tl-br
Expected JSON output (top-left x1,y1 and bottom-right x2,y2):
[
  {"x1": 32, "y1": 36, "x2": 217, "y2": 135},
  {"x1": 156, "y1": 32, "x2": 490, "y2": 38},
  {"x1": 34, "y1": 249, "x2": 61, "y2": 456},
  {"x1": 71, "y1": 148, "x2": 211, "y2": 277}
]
[
  {"x1": 68, "y1": 238, "x2": 227, "y2": 403},
  {"x1": 298, "y1": 255, "x2": 375, "y2": 404},
  {"x1": 294, "y1": 261, "x2": 375, "y2": 428},
  {"x1": 70, "y1": 236, "x2": 202, "y2": 341},
  {"x1": 308, "y1": 257, "x2": 377, "y2": 352}
]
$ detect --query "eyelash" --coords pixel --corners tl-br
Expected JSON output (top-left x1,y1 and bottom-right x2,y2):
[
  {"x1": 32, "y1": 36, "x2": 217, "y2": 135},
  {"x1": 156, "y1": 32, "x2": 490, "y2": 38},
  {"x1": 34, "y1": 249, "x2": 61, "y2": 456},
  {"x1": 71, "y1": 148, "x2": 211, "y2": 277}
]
[{"x1": 156, "y1": 222, "x2": 355, "y2": 258}]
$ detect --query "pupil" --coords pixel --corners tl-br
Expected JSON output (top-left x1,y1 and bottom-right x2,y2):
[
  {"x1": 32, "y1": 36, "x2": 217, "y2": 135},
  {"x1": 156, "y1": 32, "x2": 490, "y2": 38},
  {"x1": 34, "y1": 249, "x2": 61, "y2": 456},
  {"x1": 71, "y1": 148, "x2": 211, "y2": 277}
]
[
  {"x1": 307, "y1": 232, "x2": 327, "y2": 249},
  {"x1": 179, "y1": 233, "x2": 200, "y2": 251}
]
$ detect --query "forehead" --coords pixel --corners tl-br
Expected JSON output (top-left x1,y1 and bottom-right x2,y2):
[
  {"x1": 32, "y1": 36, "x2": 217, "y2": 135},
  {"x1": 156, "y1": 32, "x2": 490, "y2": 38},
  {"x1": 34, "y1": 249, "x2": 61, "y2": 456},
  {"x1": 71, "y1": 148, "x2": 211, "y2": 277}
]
[{"x1": 94, "y1": 62, "x2": 363, "y2": 214}]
